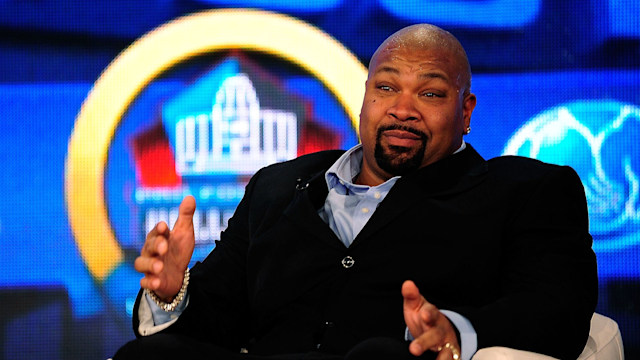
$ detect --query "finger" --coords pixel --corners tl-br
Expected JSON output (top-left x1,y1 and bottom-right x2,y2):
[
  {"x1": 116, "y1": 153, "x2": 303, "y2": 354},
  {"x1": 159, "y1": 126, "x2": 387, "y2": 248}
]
[
  {"x1": 403, "y1": 280, "x2": 439, "y2": 325},
  {"x1": 408, "y1": 340, "x2": 424, "y2": 357},
  {"x1": 404, "y1": 281, "x2": 440, "y2": 321},
  {"x1": 156, "y1": 221, "x2": 170, "y2": 236},
  {"x1": 409, "y1": 328, "x2": 447, "y2": 356},
  {"x1": 141, "y1": 222, "x2": 169, "y2": 256},
  {"x1": 173, "y1": 196, "x2": 196, "y2": 231},
  {"x1": 142, "y1": 235, "x2": 168, "y2": 258},
  {"x1": 134, "y1": 256, "x2": 164, "y2": 274},
  {"x1": 140, "y1": 275, "x2": 161, "y2": 291},
  {"x1": 155, "y1": 235, "x2": 168, "y2": 256},
  {"x1": 419, "y1": 302, "x2": 440, "y2": 324}
]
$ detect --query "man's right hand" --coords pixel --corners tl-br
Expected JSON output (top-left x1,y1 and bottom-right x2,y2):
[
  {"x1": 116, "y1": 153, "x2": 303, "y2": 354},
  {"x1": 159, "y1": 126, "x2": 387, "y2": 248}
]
[{"x1": 134, "y1": 196, "x2": 196, "y2": 302}]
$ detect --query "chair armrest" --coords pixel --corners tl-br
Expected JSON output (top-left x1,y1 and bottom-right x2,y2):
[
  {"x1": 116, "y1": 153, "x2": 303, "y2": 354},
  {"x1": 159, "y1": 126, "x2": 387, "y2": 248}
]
[{"x1": 472, "y1": 347, "x2": 558, "y2": 360}]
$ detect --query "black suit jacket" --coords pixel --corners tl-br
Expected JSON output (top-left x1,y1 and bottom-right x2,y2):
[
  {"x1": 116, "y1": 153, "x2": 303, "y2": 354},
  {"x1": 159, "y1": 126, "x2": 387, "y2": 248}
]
[{"x1": 133, "y1": 144, "x2": 597, "y2": 359}]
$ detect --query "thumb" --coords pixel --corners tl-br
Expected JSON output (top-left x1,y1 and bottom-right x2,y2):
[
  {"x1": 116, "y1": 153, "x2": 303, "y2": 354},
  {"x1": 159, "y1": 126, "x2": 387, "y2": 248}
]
[
  {"x1": 174, "y1": 195, "x2": 196, "y2": 230},
  {"x1": 402, "y1": 280, "x2": 423, "y2": 310}
]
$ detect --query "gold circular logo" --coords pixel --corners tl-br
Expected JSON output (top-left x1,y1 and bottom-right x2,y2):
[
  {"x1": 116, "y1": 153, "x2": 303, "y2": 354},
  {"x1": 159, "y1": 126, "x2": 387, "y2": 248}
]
[{"x1": 65, "y1": 9, "x2": 367, "y2": 280}]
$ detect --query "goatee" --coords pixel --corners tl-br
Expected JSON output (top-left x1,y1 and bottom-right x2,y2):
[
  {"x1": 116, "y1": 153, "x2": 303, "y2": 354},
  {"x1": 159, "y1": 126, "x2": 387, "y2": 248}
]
[{"x1": 374, "y1": 124, "x2": 427, "y2": 176}]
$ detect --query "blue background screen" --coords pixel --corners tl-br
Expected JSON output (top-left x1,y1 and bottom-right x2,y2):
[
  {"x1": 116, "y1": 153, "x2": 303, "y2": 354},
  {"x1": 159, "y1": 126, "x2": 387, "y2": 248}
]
[{"x1": 0, "y1": 1, "x2": 638, "y2": 358}]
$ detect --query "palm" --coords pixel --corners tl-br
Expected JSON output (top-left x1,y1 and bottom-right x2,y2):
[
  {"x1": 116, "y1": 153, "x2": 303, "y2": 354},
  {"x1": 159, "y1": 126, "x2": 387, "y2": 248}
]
[
  {"x1": 158, "y1": 213, "x2": 195, "y2": 298},
  {"x1": 135, "y1": 196, "x2": 196, "y2": 301},
  {"x1": 402, "y1": 280, "x2": 459, "y2": 357},
  {"x1": 403, "y1": 281, "x2": 431, "y2": 337}
]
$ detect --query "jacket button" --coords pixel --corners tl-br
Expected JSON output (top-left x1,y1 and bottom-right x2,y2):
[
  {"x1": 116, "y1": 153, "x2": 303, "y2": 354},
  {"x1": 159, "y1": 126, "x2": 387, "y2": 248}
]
[{"x1": 341, "y1": 256, "x2": 355, "y2": 268}]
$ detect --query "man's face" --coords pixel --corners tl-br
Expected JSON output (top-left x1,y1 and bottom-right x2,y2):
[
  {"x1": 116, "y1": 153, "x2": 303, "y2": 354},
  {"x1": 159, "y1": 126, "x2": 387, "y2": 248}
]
[{"x1": 358, "y1": 46, "x2": 476, "y2": 185}]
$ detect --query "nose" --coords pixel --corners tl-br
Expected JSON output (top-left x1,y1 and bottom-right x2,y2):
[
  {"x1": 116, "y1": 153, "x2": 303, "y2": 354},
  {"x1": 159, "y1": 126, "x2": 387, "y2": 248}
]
[{"x1": 387, "y1": 93, "x2": 420, "y2": 121}]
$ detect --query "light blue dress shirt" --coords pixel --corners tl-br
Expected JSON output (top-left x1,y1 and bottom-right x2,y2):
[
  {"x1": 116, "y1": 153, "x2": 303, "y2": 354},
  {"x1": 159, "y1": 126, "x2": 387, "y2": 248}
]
[
  {"x1": 146, "y1": 142, "x2": 477, "y2": 359},
  {"x1": 317, "y1": 144, "x2": 400, "y2": 247}
]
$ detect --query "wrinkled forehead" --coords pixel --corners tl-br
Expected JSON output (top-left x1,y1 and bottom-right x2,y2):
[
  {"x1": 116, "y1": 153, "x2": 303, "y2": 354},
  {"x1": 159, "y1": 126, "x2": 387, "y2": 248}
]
[
  {"x1": 371, "y1": 46, "x2": 453, "y2": 70},
  {"x1": 369, "y1": 25, "x2": 471, "y2": 88}
]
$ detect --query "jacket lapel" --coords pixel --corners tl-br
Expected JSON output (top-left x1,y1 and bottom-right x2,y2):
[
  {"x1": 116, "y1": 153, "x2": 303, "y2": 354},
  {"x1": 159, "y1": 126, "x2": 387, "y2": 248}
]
[
  {"x1": 278, "y1": 145, "x2": 488, "y2": 249},
  {"x1": 352, "y1": 145, "x2": 488, "y2": 246},
  {"x1": 282, "y1": 169, "x2": 346, "y2": 249}
]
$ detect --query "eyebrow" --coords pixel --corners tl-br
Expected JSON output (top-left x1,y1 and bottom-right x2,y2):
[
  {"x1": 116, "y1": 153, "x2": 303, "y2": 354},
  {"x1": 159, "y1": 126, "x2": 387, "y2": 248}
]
[{"x1": 374, "y1": 66, "x2": 400, "y2": 76}]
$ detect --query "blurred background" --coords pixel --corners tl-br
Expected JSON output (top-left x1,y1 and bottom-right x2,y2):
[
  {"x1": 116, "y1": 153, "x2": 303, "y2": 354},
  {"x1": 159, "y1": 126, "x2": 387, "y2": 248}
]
[{"x1": 0, "y1": 0, "x2": 638, "y2": 359}]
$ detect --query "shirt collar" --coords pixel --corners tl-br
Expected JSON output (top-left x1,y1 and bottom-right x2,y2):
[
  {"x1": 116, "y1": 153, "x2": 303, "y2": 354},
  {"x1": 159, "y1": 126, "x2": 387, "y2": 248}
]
[
  {"x1": 325, "y1": 140, "x2": 467, "y2": 191},
  {"x1": 455, "y1": 140, "x2": 467, "y2": 154},
  {"x1": 325, "y1": 144, "x2": 363, "y2": 188}
]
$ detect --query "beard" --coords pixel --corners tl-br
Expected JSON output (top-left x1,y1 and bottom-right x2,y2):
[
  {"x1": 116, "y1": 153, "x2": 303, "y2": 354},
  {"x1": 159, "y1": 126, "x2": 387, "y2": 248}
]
[{"x1": 373, "y1": 124, "x2": 428, "y2": 176}]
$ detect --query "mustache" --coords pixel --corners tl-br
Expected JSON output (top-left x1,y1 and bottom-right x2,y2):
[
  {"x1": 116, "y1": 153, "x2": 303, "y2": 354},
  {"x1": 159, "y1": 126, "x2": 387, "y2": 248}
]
[{"x1": 376, "y1": 124, "x2": 428, "y2": 141}]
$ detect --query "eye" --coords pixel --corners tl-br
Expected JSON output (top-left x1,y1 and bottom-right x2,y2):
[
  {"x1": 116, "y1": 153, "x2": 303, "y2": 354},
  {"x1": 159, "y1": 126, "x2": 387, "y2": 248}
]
[
  {"x1": 377, "y1": 84, "x2": 394, "y2": 92},
  {"x1": 421, "y1": 92, "x2": 440, "y2": 98}
]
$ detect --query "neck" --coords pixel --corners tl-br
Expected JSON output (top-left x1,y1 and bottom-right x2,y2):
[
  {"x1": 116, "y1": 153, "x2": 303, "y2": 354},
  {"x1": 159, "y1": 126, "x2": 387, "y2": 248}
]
[{"x1": 354, "y1": 164, "x2": 392, "y2": 187}]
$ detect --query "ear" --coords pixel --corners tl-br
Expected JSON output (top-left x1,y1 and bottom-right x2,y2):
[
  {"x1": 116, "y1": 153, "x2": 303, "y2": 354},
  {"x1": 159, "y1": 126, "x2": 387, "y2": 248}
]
[{"x1": 462, "y1": 92, "x2": 477, "y2": 129}]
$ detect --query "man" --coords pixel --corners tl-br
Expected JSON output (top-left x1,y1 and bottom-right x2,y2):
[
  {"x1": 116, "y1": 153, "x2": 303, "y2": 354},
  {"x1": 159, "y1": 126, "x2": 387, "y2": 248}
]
[{"x1": 115, "y1": 24, "x2": 597, "y2": 360}]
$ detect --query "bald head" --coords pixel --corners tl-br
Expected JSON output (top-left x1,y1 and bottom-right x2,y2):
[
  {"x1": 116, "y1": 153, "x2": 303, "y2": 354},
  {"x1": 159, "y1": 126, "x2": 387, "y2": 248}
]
[{"x1": 370, "y1": 24, "x2": 472, "y2": 94}]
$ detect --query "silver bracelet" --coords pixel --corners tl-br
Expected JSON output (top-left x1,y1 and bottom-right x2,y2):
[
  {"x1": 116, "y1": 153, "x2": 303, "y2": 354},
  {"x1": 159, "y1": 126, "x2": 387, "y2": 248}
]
[{"x1": 145, "y1": 268, "x2": 190, "y2": 312}]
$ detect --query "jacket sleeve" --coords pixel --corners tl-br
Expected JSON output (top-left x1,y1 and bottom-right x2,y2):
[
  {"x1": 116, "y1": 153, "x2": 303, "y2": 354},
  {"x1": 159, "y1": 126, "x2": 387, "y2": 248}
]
[{"x1": 458, "y1": 165, "x2": 598, "y2": 360}]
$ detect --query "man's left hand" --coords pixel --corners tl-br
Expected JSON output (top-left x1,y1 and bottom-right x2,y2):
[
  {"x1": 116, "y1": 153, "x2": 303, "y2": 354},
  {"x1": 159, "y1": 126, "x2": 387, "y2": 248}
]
[{"x1": 402, "y1": 280, "x2": 460, "y2": 359}]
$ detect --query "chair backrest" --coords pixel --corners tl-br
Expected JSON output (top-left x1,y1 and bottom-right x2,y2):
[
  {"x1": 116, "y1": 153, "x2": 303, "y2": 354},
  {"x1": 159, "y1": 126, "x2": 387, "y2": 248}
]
[{"x1": 577, "y1": 313, "x2": 624, "y2": 360}]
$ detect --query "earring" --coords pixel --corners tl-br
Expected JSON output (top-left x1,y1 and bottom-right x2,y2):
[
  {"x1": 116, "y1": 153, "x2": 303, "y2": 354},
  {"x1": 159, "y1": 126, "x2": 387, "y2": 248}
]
[{"x1": 465, "y1": 126, "x2": 471, "y2": 135}]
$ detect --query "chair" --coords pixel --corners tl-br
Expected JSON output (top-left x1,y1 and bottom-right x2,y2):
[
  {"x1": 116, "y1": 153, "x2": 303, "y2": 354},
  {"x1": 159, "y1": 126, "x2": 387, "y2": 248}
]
[{"x1": 472, "y1": 313, "x2": 624, "y2": 360}]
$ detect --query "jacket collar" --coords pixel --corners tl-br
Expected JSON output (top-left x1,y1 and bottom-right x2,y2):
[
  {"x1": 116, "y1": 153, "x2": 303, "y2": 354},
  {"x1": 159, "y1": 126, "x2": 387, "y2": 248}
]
[
  {"x1": 402, "y1": 143, "x2": 487, "y2": 196},
  {"x1": 283, "y1": 144, "x2": 488, "y2": 248}
]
